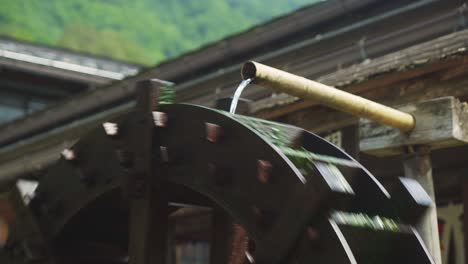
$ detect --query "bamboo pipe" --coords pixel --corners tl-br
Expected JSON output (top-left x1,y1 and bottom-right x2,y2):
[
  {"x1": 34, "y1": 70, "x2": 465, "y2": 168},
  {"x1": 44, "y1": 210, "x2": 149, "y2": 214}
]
[{"x1": 241, "y1": 61, "x2": 415, "y2": 132}]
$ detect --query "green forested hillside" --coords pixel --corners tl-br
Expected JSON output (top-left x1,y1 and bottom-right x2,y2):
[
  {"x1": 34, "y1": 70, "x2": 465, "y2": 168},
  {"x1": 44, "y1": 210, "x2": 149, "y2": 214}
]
[{"x1": 0, "y1": 0, "x2": 318, "y2": 65}]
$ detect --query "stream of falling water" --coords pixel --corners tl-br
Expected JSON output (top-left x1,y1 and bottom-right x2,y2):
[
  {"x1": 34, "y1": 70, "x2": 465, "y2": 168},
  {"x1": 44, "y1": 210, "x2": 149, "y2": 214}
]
[{"x1": 229, "y1": 78, "x2": 252, "y2": 114}]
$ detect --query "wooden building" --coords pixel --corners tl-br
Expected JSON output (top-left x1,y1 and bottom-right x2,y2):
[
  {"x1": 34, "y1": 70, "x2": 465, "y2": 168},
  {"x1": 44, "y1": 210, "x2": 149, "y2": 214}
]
[
  {"x1": 0, "y1": 37, "x2": 141, "y2": 124},
  {"x1": 0, "y1": 0, "x2": 468, "y2": 263}
]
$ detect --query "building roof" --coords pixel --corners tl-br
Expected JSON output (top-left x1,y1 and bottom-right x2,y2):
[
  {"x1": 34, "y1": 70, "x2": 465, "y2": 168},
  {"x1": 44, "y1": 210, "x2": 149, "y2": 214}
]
[{"x1": 0, "y1": 37, "x2": 142, "y2": 84}]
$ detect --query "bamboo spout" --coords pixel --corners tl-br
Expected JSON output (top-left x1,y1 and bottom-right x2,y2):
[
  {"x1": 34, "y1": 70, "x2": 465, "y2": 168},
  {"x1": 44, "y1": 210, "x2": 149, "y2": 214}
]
[{"x1": 242, "y1": 61, "x2": 415, "y2": 132}]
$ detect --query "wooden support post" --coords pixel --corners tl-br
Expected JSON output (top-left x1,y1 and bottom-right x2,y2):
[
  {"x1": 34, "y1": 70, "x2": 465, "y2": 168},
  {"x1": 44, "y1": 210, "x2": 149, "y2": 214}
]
[
  {"x1": 402, "y1": 146, "x2": 442, "y2": 264},
  {"x1": 128, "y1": 80, "x2": 168, "y2": 264}
]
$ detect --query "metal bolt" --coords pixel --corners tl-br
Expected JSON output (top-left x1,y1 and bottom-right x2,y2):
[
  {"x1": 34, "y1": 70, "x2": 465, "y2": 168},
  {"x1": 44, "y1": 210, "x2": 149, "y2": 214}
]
[
  {"x1": 152, "y1": 111, "x2": 168, "y2": 127},
  {"x1": 103, "y1": 122, "x2": 119, "y2": 136},
  {"x1": 16, "y1": 179, "x2": 38, "y2": 205},
  {"x1": 61, "y1": 148, "x2": 76, "y2": 161},
  {"x1": 257, "y1": 160, "x2": 272, "y2": 184},
  {"x1": 205, "y1": 122, "x2": 222, "y2": 143}
]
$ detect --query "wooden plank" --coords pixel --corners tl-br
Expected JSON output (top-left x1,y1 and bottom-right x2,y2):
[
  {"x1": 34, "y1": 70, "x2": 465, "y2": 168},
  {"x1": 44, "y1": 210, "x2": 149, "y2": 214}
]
[
  {"x1": 360, "y1": 97, "x2": 468, "y2": 156},
  {"x1": 403, "y1": 146, "x2": 442, "y2": 264}
]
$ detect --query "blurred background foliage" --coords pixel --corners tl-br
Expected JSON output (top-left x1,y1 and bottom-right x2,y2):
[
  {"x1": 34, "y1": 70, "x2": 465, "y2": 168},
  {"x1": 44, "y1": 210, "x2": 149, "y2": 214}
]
[{"x1": 0, "y1": 0, "x2": 319, "y2": 65}]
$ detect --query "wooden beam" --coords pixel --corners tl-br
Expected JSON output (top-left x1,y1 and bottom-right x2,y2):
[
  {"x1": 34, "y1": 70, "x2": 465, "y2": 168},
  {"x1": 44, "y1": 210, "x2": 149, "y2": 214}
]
[{"x1": 360, "y1": 97, "x2": 468, "y2": 156}]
